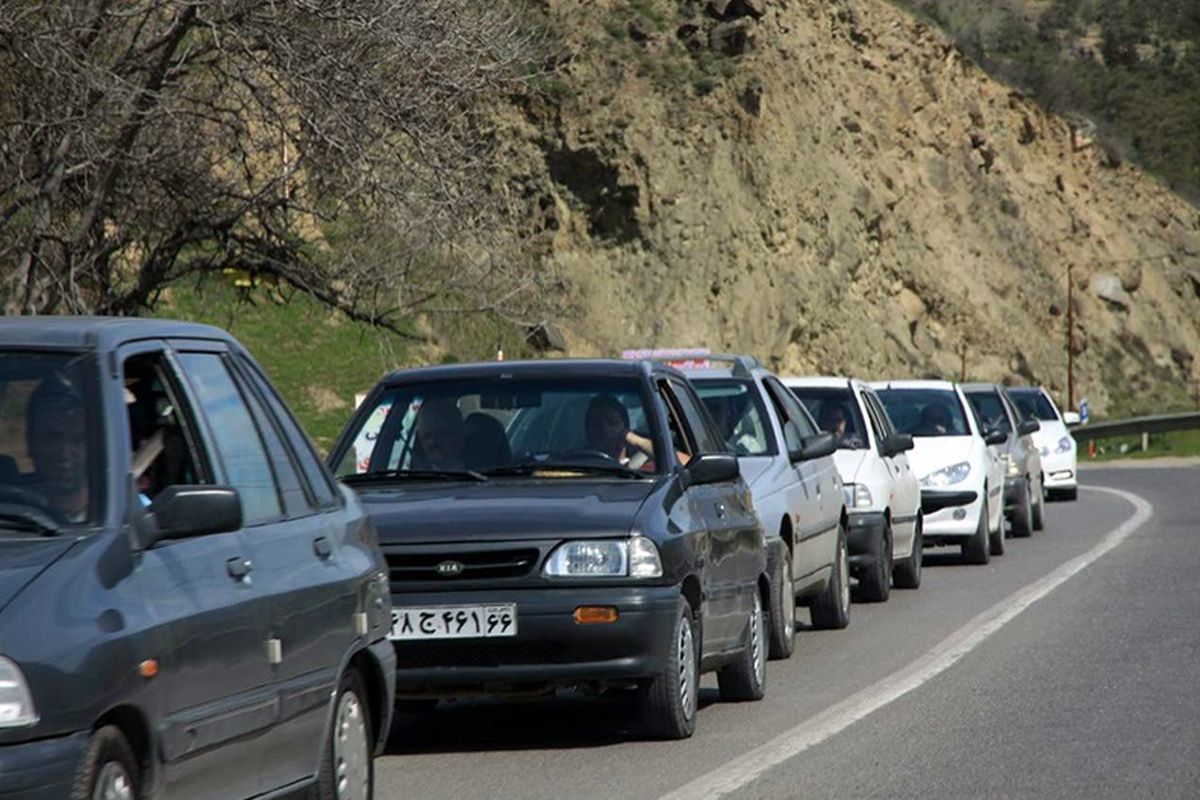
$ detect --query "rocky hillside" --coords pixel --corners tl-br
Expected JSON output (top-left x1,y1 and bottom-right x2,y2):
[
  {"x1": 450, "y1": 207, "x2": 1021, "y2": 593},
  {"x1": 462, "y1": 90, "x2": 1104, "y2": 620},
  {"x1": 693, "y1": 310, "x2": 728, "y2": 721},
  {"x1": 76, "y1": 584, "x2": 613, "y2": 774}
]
[{"x1": 491, "y1": 0, "x2": 1200, "y2": 414}]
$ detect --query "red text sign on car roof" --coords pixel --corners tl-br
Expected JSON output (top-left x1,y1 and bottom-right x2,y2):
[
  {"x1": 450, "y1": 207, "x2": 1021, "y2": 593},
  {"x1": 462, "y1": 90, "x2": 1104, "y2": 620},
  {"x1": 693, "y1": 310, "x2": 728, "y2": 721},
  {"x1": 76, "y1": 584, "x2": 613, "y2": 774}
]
[{"x1": 621, "y1": 348, "x2": 711, "y2": 370}]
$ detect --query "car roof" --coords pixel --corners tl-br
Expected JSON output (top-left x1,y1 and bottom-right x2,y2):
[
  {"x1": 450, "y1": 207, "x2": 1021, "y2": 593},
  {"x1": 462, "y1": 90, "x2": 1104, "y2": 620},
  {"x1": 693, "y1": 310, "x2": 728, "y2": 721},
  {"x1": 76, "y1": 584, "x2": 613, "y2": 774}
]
[
  {"x1": 958, "y1": 381, "x2": 1002, "y2": 393},
  {"x1": 0, "y1": 315, "x2": 236, "y2": 350},
  {"x1": 379, "y1": 358, "x2": 665, "y2": 387},
  {"x1": 781, "y1": 375, "x2": 857, "y2": 390},
  {"x1": 870, "y1": 379, "x2": 958, "y2": 392}
]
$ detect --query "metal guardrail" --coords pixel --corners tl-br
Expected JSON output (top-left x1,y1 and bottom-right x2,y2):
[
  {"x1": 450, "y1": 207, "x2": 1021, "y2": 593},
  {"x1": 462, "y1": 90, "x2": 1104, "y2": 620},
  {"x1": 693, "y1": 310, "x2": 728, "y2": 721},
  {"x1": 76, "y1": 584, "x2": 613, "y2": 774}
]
[{"x1": 1068, "y1": 411, "x2": 1200, "y2": 443}]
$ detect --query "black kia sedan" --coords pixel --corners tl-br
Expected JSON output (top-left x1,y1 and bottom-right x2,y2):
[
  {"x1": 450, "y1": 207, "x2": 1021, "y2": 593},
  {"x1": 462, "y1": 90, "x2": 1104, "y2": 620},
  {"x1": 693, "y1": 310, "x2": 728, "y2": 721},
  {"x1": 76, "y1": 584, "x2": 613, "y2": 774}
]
[
  {"x1": 0, "y1": 317, "x2": 394, "y2": 800},
  {"x1": 328, "y1": 359, "x2": 769, "y2": 739}
]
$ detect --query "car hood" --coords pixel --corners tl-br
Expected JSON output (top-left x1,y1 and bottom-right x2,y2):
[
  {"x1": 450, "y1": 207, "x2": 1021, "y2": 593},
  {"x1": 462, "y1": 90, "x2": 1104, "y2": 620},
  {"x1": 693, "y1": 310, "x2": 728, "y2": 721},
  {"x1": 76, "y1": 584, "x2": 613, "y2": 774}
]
[
  {"x1": 1031, "y1": 421, "x2": 1070, "y2": 450},
  {"x1": 0, "y1": 538, "x2": 78, "y2": 614},
  {"x1": 355, "y1": 479, "x2": 660, "y2": 544},
  {"x1": 832, "y1": 449, "x2": 869, "y2": 484},
  {"x1": 907, "y1": 436, "x2": 975, "y2": 481}
]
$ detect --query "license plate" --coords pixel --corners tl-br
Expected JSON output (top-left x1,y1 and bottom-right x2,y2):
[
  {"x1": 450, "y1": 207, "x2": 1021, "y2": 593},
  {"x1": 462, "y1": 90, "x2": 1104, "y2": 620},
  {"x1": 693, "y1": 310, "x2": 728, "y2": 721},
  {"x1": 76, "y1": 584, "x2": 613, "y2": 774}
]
[{"x1": 389, "y1": 604, "x2": 517, "y2": 641}]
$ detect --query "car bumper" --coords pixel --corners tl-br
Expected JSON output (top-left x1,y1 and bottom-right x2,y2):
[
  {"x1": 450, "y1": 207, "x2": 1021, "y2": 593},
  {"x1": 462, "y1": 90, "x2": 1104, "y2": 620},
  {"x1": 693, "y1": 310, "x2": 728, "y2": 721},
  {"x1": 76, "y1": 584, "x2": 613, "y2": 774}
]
[
  {"x1": 846, "y1": 511, "x2": 886, "y2": 570},
  {"x1": 389, "y1": 586, "x2": 680, "y2": 693},
  {"x1": 0, "y1": 731, "x2": 87, "y2": 800},
  {"x1": 1042, "y1": 451, "x2": 1077, "y2": 489},
  {"x1": 921, "y1": 489, "x2": 983, "y2": 539}
]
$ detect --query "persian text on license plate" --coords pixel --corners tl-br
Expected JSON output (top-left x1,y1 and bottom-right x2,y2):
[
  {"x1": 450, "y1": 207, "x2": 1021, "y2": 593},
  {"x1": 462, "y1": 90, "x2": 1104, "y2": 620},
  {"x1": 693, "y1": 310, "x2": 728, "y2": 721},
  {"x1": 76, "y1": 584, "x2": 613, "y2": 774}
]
[{"x1": 389, "y1": 604, "x2": 517, "y2": 641}]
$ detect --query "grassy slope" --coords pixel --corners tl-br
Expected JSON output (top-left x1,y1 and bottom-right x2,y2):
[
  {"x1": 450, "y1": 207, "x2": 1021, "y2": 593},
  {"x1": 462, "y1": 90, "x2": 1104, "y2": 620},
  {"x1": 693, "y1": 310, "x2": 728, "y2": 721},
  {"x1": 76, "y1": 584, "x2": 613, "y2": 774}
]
[{"x1": 155, "y1": 279, "x2": 411, "y2": 453}]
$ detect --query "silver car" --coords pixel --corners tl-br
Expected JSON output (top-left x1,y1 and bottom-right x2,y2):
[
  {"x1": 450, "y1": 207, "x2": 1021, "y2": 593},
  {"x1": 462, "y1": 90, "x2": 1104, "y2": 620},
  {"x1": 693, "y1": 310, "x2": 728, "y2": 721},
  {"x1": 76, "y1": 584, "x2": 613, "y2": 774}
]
[
  {"x1": 682, "y1": 356, "x2": 848, "y2": 659},
  {"x1": 960, "y1": 383, "x2": 1044, "y2": 542}
]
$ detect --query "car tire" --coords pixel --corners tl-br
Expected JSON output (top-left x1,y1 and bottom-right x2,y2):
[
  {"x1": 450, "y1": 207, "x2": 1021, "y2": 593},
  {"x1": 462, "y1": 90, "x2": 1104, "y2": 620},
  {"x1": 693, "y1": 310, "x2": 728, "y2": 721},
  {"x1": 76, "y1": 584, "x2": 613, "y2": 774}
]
[
  {"x1": 766, "y1": 547, "x2": 796, "y2": 661},
  {"x1": 854, "y1": 519, "x2": 892, "y2": 603},
  {"x1": 1011, "y1": 482, "x2": 1034, "y2": 539},
  {"x1": 718, "y1": 591, "x2": 767, "y2": 702},
  {"x1": 641, "y1": 598, "x2": 699, "y2": 740},
  {"x1": 893, "y1": 517, "x2": 923, "y2": 590},
  {"x1": 1032, "y1": 482, "x2": 1046, "y2": 531},
  {"x1": 70, "y1": 725, "x2": 139, "y2": 800},
  {"x1": 316, "y1": 669, "x2": 374, "y2": 800},
  {"x1": 809, "y1": 522, "x2": 851, "y2": 629},
  {"x1": 962, "y1": 504, "x2": 991, "y2": 565}
]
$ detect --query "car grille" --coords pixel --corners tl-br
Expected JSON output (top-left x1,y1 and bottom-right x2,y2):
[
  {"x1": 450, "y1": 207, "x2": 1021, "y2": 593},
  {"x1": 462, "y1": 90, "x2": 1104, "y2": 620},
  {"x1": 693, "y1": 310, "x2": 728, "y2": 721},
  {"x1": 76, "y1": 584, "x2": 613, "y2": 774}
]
[
  {"x1": 396, "y1": 641, "x2": 569, "y2": 669},
  {"x1": 385, "y1": 548, "x2": 540, "y2": 582}
]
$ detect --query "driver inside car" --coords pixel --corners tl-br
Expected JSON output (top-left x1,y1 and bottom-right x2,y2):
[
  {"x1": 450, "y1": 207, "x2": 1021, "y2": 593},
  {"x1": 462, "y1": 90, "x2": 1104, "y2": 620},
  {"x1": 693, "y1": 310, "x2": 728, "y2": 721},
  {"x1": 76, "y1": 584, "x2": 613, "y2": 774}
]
[
  {"x1": 24, "y1": 374, "x2": 89, "y2": 522},
  {"x1": 413, "y1": 399, "x2": 467, "y2": 471}
]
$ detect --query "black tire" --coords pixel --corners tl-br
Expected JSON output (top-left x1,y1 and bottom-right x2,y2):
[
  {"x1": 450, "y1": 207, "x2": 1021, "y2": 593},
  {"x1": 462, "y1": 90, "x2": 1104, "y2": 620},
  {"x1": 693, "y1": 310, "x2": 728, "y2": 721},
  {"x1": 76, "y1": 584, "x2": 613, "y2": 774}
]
[
  {"x1": 1032, "y1": 482, "x2": 1046, "y2": 531},
  {"x1": 641, "y1": 598, "x2": 699, "y2": 740},
  {"x1": 1011, "y1": 482, "x2": 1033, "y2": 539},
  {"x1": 989, "y1": 508, "x2": 1007, "y2": 556},
  {"x1": 766, "y1": 546, "x2": 796, "y2": 661},
  {"x1": 962, "y1": 503, "x2": 991, "y2": 565},
  {"x1": 810, "y1": 522, "x2": 851, "y2": 629},
  {"x1": 71, "y1": 725, "x2": 139, "y2": 800},
  {"x1": 1061, "y1": 487, "x2": 1078, "y2": 501},
  {"x1": 718, "y1": 590, "x2": 767, "y2": 702},
  {"x1": 854, "y1": 519, "x2": 893, "y2": 603},
  {"x1": 893, "y1": 517, "x2": 923, "y2": 590},
  {"x1": 316, "y1": 670, "x2": 374, "y2": 800}
]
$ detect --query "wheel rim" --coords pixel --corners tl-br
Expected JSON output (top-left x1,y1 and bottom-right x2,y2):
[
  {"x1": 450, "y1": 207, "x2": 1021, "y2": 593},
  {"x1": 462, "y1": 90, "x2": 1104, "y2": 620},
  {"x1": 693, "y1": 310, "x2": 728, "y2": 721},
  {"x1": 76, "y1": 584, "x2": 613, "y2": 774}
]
[
  {"x1": 838, "y1": 533, "x2": 850, "y2": 613},
  {"x1": 678, "y1": 616, "x2": 697, "y2": 721},
  {"x1": 93, "y1": 762, "x2": 134, "y2": 800},
  {"x1": 781, "y1": 556, "x2": 795, "y2": 639},
  {"x1": 334, "y1": 689, "x2": 370, "y2": 800},
  {"x1": 751, "y1": 592, "x2": 765, "y2": 686}
]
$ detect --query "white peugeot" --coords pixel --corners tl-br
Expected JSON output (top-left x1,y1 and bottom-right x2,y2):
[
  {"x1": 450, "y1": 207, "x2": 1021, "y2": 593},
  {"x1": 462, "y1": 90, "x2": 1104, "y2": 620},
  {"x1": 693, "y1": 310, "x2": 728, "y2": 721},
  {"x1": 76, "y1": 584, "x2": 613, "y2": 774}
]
[
  {"x1": 786, "y1": 377, "x2": 924, "y2": 600},
  {"x1": 1008, "y1": 386, "x2": 1079, "y2": 501},
  {"x1": 871, "y1": 380, "x2": 1007, "y2": 564}
]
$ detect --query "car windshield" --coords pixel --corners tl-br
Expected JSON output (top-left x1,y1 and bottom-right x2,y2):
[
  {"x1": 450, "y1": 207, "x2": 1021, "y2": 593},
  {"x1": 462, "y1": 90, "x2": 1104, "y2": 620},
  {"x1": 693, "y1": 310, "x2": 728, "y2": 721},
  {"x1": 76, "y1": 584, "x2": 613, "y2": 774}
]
[
  {"x1": 334, "y1": 375, "x2": 662, "y2": 478},
  {"x1": 788, "y1": 386, "x2": 868, "y2": 450},
  {"x1": 1008, "y1": 389, "x2": 1060, "y2": 422},
  {"x1": 692, "y1": 379, "x2": 776, "y2": 457},
  {"x1": 0, "y1": 350, "x2": 103, "y2": 533},
  {"x1": 876, "y1": 388, "x2": 971, "y2": 438},
  {"x1": 963, "y1": 389, "x2": 1013, "y2": 434}
]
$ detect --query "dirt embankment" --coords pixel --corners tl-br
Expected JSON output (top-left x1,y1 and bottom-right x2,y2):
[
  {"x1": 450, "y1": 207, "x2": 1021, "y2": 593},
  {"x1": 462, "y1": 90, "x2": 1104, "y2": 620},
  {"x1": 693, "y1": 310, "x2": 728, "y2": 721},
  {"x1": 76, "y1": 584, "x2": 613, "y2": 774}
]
[{"x1": 494, "y1": 0, "x2": 1200, "y2": 414}]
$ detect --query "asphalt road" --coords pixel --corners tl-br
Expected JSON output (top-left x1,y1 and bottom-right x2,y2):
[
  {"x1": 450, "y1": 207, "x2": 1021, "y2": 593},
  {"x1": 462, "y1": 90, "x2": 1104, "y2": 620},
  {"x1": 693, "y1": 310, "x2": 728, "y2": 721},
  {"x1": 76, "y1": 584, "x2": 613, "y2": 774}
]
[{"x1": 375, "y1": 466, "x2": 1200, "y2": 799}]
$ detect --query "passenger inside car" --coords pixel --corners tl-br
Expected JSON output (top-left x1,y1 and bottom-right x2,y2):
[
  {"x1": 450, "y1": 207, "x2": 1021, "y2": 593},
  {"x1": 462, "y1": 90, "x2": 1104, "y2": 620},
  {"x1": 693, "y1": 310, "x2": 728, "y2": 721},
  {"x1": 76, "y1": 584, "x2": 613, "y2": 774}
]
[
  {"x1": 916, "y1": 404, "x2": 951, "y2": 435},
  {"x1": 413, "y1": 399, "x2": 467, "y2": 470}
]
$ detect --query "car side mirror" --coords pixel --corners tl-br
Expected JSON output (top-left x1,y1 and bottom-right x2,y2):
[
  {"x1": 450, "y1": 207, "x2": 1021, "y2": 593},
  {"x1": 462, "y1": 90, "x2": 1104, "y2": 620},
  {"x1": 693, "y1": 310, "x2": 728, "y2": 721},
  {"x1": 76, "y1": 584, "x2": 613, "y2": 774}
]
[
  {"x1": 1062, "y1": 411, "x2": 1081, "y2": 426},
  {"x1": 881, "y1": 433, "x2": 914, "y2": 457},
  {"x1": 791, "y1": 432, "x2": 836, "y2": 463},
  {"x1": 984, "y1": 429, "x2": 1009, "y2": 446},
  {"x1": 682, "y1": 453, "x2": 741, "y2": 487},
  {"x1": 137, "y1": 485, "x2": 242, "y2": 549},
  {"x1": 1018, "y1": 419, "x2": 1040, "y2": 436}
]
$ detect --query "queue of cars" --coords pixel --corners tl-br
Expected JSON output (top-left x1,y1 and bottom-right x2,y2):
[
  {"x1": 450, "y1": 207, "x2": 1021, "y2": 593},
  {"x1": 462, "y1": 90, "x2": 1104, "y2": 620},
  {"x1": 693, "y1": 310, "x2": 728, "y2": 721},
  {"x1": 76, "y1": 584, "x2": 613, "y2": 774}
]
[{"x1": 0, "y1": 317, "x2": 1082, "y2": 799}]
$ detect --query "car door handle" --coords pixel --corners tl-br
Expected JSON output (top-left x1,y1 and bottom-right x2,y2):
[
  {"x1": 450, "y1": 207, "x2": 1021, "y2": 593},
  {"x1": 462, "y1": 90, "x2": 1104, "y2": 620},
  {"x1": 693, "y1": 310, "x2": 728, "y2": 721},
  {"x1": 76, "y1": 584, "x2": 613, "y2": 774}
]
[
  {"x1": 313, "y1": 536, "x2": 333, "y2": 559},
  {"x1": 226, "y1": 557, "x2": 253, "y2": 580}
]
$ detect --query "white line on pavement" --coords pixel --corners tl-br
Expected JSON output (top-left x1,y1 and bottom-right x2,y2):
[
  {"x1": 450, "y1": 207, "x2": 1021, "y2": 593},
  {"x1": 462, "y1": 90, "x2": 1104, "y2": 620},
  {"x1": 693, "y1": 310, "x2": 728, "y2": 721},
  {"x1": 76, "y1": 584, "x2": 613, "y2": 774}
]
[{"x1": 658, "y1": 485, "x2": 1153, "y2": 800}]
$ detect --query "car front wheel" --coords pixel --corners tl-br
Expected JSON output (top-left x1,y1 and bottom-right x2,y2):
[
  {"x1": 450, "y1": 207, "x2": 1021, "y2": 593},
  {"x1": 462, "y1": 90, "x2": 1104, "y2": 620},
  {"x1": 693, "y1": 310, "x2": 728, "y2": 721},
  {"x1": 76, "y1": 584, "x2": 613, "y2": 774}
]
[
  {"x1": 718, "y1": 590, "x2": 767, "y2": 702},
  {"x1": 962, "y1": 501, "x2": 992, "y2": 565},
  {"x1": 810, "y1": 522, "x2": 851, "y2": 629},
  {"x1": 893, "y1": 517, "x2": 923, "y2": 590},
  {"x1": 766, "y1": 547, "x2": 796, "y2": 661},
  {"x1": 71, "y1": 726, "x2": 139, "y2": 800},
  {"x1": 1011, "y1": 482, "x2": 1034, "y2": 539},
  {"x1": 316, "y1": 669, "x2": 373, "y2": 800},
  {"x1": 641, "y1": 598, "x2": 699, "y2": 739},
  {"x1": 855, "y1": 519, "x2": 893, "y2": 603}
]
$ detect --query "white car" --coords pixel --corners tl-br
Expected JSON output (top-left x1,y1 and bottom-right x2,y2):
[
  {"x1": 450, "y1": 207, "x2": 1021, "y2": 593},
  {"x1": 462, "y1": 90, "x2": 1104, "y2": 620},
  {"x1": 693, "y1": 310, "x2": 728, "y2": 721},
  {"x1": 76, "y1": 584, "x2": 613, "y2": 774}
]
[
  {"x1": 1008, "y1": 386, "x2": 1079, "y2": 501},
  {"x1": 872, "y1": 380, "x2": 1007, "y2": 564},
  {"x1": 786, "y1": 377, "x2": 924, "y2": 599}
]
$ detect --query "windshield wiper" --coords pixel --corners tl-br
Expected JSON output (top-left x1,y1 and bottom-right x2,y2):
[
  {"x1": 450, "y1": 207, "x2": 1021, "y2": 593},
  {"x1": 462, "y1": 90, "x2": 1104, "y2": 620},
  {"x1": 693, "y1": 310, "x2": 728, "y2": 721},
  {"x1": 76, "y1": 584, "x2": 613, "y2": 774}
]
[
  {"x1": 481, "y1": 462, "x2": 645, "y2": 479},
  {"x1": 0, "y1": 511, "x2": 60, "y2": 537},
  {"x1": 342, "y1": 468, "x2": 488, "y2": 484}
]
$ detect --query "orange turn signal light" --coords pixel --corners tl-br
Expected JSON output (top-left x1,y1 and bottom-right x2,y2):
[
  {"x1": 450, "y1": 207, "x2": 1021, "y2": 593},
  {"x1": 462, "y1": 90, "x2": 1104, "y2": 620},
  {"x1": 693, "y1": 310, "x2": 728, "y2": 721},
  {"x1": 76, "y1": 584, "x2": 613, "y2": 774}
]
[
  {"x1": 574, "y1": 606, "x2": 619, "y2": 624},
  {"x1": 139, "y1": 659, "x2": 159, "y2": 679}
]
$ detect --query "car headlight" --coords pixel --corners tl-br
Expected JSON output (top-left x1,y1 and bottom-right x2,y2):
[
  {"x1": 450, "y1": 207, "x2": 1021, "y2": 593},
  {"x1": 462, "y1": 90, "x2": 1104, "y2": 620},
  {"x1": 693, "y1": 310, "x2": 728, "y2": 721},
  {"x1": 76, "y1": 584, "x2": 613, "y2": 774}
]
[
  {"x1": 543, "y1": 536, "x2": 663, "y2": 578},
  {"x1": 0, "y1": 656, "x2": 37, "y2": 728},
  {"x1": 842, "y1": 483, "x2": 873, "y2": 509},
  {"x1": 921, "y1": 461, "x2": 971, "y2": 488},
  {"x1": 1056, "y1": 436, "x2": 1073, "y2": 454}
]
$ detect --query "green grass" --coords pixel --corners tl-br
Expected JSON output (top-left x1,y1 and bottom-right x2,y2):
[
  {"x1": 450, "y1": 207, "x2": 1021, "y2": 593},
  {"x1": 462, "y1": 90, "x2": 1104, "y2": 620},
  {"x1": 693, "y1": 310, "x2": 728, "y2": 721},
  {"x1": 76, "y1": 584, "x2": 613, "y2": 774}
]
[
  {"x1": 1086, "y1": 428, "x2": 1200, "y2": 461},
  {"x1": 154, "y1": 278, "x2": 412, "y2": 453}
]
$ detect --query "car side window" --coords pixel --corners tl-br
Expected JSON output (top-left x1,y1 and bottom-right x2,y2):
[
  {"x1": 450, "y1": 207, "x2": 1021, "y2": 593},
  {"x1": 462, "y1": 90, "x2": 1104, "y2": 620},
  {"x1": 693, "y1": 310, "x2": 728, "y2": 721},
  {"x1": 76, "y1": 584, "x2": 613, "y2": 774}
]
[
  {"x1": 668, "y1": 379, "x2": 723, "y2": 454},
  {"x1": 764, "y1": 377, "x2": 817, "y2": 446},
  {"x1": 235, "y1": 370, "x2": 309, "y2": 518},
  {"x1": 860, "y1": 392, "x2": 890, "y2": 451},
  {"x1": 238, "y1": 355, "x2": 340, "y2": 509},
  {"x1": 123, "y1": 352, "x2": 210, "y2": 505},
  {"x1": 176, "y1": 352, "x2": 283, "y2": 526},
  {"x1": 655, "y1": 380, "x2": 696, "y2": 462}
]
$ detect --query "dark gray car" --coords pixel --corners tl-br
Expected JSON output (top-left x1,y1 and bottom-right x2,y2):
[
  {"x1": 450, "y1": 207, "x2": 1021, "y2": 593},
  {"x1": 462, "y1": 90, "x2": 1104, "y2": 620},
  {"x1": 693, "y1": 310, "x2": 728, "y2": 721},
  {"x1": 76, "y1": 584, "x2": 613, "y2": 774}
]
[{"x1": 0, "y1": 317, "x2": 395, "y2": 800}]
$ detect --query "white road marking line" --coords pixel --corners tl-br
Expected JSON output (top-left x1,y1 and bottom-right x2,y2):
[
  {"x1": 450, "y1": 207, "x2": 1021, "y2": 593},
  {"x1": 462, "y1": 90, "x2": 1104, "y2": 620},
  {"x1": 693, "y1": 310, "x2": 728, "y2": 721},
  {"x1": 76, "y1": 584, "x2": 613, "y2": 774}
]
[{"x1": 659, "y1": 485, "x2": 1153, "y2": 800}]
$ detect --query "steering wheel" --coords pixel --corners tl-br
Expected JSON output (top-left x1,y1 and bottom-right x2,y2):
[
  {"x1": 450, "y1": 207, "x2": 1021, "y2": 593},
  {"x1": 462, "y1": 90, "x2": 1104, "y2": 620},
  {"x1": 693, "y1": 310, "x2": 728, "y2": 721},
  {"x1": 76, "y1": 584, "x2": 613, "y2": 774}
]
[
  {"x1": 560, "y1": 448, "x2": 621, "y2": 464},
  {"x1": 0, "y1": 484, "x2": 70, "y2": 529}
]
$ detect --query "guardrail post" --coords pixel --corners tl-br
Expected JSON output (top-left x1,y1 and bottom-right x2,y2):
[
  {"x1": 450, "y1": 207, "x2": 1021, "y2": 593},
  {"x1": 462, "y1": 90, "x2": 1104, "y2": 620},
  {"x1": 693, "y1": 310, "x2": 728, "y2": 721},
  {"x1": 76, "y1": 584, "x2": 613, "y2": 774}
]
[{"x1": 1141, "y1": 432, "x2": 1149, "y2": 452}]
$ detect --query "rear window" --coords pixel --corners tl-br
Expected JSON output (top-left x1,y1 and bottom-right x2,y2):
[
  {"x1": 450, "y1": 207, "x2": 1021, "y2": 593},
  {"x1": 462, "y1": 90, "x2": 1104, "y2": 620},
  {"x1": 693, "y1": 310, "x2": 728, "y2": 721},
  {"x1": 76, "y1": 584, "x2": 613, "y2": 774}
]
[{"x1": 876, "y1": 388, "x2": 972, "y2": 438}]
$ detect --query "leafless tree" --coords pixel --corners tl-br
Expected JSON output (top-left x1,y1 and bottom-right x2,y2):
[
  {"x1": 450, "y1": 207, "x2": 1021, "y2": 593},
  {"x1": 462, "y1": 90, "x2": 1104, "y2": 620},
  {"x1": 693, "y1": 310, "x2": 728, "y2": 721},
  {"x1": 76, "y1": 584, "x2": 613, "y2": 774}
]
[{"x1": 0, "y1": 0, "x2": 545, "y2": 332}]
